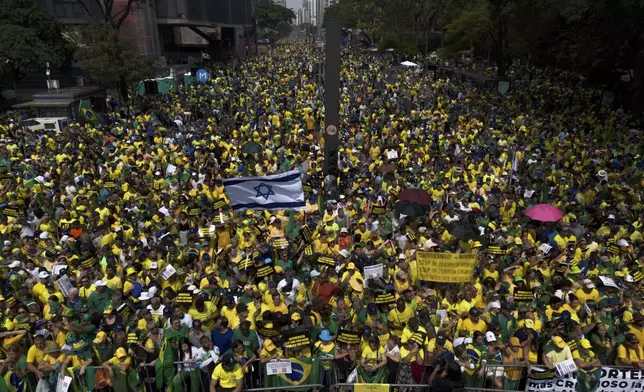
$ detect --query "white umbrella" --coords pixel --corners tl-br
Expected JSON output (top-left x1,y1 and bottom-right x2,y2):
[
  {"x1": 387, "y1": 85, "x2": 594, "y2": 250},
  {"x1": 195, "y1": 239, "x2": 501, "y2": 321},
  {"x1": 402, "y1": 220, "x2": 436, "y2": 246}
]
[{"x1": 400, "y1": 61, "x2": 419, "y2": 67}]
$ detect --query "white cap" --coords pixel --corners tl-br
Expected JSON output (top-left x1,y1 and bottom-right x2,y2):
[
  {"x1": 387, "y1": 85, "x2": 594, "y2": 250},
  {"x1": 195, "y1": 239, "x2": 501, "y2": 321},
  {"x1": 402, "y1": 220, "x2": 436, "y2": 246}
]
[
  {"x1": 398, "y1": 253, "x2": 406, "y2": 260},
  {"x1": 626, "y1": 275, "x2": 635, "y2": 283},
  {"x1": 339, "y1": 249, "x2": 349, "y2": 258},
  {"x1": 582, "y1": 279, "x2": 595, "y2": 289},
  {"x1": 94, "y1": 280, "x2": 107, "y2": 287},
  {"x1": 155, "y1": 171, "x2": 161, "y2": 176},
  {"x1": 310, "y1": 270, "x2": 321, "y2": 278},
  {"x1": 485, "y1": 331, "x2": 497, "y2": 342},
  {"x1": 418, "y1": 227, "x2": 427, "y2": 233},
  {"x1": 192, "y1": 288, "x2": 202, "y2": 295},
  {"x1": 39, "y1": 232, "x2": 49, "y2": 240},
  {"x1": 339, "y1": 195, "x2": 345, "y2": 200},
  {"x1": 8, "y1": 261, "x2": 21, "y2": 268},
  {"x1": 149, "y1": 262, "x2": 158, "y2": 269},
  {"x1": 489, "y1": 301, "x2": 501, "y2": 309},
  {"x1": 187, "y1": 285, "x2": 197, "y2": 291},
  {"x1": 148, "y1": 286, "x2": 158, "y2": 296},
  {"x1": 139, "y1": 292, "x2": 152, "y2": 301},
  {"x1": 608, "y1": 214, "x2": 616, "y2": 220},
  {"x1": 38, "y1": 271, "x2": 50, "y2": 279},
  {"x1": 617, "y1": 239, "x2": 629, "y2": 247},
  {"x1": 340, "y1": 228, "x2": 349, "y2": 234}
]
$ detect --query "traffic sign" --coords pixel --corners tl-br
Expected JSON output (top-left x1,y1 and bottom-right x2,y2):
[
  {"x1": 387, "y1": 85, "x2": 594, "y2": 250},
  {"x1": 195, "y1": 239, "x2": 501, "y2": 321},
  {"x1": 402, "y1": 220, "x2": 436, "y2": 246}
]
[
  {"x1": 325, "y1": 124, "x2": 337, "y2": 136},
  {"x1": 196, "y1": 69, "x2": 209, "y2": 83}
]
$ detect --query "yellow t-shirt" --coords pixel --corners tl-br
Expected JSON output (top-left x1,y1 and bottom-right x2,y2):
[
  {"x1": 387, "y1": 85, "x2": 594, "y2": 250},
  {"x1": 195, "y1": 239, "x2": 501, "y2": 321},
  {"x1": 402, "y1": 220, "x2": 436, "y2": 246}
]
[
  {"x1": 361, "y1": 346, "x2": 384, "y2": 366},
  {"x1": 189, "y1": 302, "x2": 218, "y2": 330},
  {"x1": 211, "y1": 363, "x2": 244, "y2": 388},
  {"x1": 457, "y1": 318, "x2": 487, "y2": 336},
  {"x1": 27, "y1": 345, "x2": 45, "y2": 365},
  {"x1": 108, "y1": 356, "x2": 132, "y2": 368},
  {"x1": 42, "y1": 354, "x2": 67, "y2": 365},
  {"x1": 105, "y1": 276, "x2": 123, "y2": 291},
  {"x1": 400, "y1": 346, "x2": 424, "y2": 362},
  {"x1": 617, "y1": 344, "x2": 644, "y2": 364}
]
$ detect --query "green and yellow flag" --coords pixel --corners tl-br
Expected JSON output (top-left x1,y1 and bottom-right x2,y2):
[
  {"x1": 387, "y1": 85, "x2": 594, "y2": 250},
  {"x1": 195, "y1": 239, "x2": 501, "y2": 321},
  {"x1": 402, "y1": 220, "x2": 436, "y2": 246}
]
[
  {"x1": 263, "y1": 358, "x2": 321, "y2": 388},
  {"x1": 79, "y1": 99, "x2": 101, "y2": 127}
]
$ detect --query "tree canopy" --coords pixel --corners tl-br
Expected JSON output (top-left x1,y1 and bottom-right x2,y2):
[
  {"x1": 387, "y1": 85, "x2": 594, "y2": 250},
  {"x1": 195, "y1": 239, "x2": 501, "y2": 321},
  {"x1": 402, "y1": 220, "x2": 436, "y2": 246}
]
[
  {"x1": 71, "y1": 0, "x2": 154, "y2": 102},
  {"x1": 254, "y1": 2, "x2": 296, "y2": 31},
  {"x1": 0, "y1": 0, "x2": 72, "y2": 83}
]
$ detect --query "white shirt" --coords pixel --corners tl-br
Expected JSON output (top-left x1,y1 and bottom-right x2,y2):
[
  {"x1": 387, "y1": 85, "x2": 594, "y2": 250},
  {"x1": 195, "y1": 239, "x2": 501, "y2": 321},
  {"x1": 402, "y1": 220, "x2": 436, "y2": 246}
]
[
  {"x1": 166, "y1": 313, "x2": 193, "y2": 330},
  {"x1": 148, "y1": 304, "x2": 166, "y2": 318},
  {"x1": 195, "y1": 346, "x2": 221, "y2": 369},
  {"x1": 277, "y1": 278, "x2": 301, "y2": 306}
]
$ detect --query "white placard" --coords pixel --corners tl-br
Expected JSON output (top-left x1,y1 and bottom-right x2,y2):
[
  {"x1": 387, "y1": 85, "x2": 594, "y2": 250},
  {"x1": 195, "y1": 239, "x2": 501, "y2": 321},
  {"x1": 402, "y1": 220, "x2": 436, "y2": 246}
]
[
  {"x1": 161, "y1": 264, "x2": 176, "y2": 280},
  {"x1": 386, "y1": 150, "x2": 398, "y2": 160},
  {"x1": 56, "y1": 375, "x2": 72, "y2": 392},
  {"x1": 436, "y1": 309, "x2": 449, "y2": 325},
  {"x1": 266, "y1": 359, "x2": 292, "y2": 375},
  {"x1": 56, "y1": 275, "x2": 73, "y2": 298},
  {"x1": 555, "y1": 358, "x2": 577, "y2": 377},
  {"x1": 598, "y1": 275, "x2": 619, "y2": 289},
  {"x1": 539, "y1": 243, "x2": 552, "y2": 254},
  {"x1": 363, "y1": 264, "x2": 384, "y2": 281},
  {"x1": 166, "y1": 164, "x2": 177, "y2": 176}
]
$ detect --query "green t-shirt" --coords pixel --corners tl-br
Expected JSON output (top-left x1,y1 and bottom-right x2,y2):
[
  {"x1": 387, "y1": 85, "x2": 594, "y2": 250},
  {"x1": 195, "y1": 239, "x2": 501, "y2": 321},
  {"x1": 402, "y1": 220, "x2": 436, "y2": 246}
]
[{"x1": 231, "y1": 328, "x2": 259, "y2": 352}]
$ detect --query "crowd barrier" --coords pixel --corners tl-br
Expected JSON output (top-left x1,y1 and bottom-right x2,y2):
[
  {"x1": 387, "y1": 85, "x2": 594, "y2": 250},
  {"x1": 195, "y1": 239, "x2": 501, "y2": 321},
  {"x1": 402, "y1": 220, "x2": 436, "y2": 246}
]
[{"x1": 28, "y1": 360, "x2": 639, "y2": 392}]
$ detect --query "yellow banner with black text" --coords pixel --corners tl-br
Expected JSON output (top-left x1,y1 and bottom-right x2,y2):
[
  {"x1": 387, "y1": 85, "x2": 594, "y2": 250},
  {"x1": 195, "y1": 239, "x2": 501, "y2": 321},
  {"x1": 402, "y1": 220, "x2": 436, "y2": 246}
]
[{"x1": 416, "y1": 251, "x2": 477, "y2": 282}]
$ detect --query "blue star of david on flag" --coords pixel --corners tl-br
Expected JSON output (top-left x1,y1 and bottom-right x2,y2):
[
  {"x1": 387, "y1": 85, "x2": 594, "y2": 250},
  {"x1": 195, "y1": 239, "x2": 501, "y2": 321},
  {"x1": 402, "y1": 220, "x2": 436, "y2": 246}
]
[
  {"x1": 222, "y1": 170, "x2": 305, "y2": 212},
  {"x1": 253, "y1": 183, "x2": 275, "y2": 200}
]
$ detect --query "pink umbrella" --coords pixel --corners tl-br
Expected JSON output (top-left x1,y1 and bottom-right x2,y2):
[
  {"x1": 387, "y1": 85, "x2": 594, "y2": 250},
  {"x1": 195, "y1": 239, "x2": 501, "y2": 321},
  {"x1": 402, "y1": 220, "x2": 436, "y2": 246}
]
[{"x1": 525, "y1": 204, "x2": 564, "y2": 222}]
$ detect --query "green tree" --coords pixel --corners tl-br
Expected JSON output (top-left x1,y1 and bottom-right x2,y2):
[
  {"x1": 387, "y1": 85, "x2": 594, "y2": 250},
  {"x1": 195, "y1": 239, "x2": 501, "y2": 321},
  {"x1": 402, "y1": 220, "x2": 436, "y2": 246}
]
[
  {"x1": 72, "y1": 22, "x2": 152, "y2": 102},
  {"x1": 254, "y1": 3, "x2": 296, "y2": 31},
  {"x1": 72, "y1": 0, "x2": 154, "y2": 102},
  {"x1": 0, "y1": 0, "x2": 72, "y2": 83}
]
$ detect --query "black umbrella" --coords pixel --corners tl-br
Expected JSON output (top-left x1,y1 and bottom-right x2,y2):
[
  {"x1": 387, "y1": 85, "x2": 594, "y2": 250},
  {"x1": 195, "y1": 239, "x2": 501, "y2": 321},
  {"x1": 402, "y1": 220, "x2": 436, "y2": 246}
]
[
  {"x1": 394, "y1": 201, "x2": 425, "y2": 218},
  {"x1": 446, "y1": 221, "x2": 478, "y2": 240},
  {"x1": 242, "y1": 141, "x2": 262, "y2": 155}
]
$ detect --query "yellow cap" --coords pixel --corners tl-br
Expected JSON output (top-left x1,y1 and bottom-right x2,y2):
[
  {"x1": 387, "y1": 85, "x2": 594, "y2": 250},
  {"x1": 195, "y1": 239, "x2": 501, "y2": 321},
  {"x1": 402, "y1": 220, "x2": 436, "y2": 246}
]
[
  {"x1": 93, "y1": 331, "x2": 107, "y2": 344},
  {"x1": 115, "y1": 347, "x2": 128, "y2": 358},
  {"x1": 552, "y1": 336, "x2": 567, "y2": 349},
  {"x1": 580, "y1": 338, "x2": 592, "y2": 349}
]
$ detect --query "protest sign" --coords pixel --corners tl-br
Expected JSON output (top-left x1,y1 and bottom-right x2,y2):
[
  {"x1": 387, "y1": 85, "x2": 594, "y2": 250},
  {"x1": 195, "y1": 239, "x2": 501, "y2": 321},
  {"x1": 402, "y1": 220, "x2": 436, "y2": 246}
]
[
  {"x1": 527, "y1": 366, "x2": 644, "y2": 392},
  {"x1": 284, "y1": 330, "x2": 311, "y2": 349},
  {"x1": 364, "y1": 264, "x2": 383, "y2": 281},
  {"x1": 336, "y1": 330, "x2": 361, "y2": 345},
  {"x1": 416, "y1": 252, "x2": 477, "y2": 283},
  {"x1": 266, "y1": 360, "x2": 292, "y2": 375}
]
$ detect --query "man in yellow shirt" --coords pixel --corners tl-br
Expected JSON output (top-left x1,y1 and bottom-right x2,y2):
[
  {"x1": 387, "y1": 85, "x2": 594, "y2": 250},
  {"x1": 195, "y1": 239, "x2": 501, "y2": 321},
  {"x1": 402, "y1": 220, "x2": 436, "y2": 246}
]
[
  {"x1": 387, "y1": 298, "x2": 414, "y2": 337},
  {"x1": 574, "y1": 279, "x2": 600, "y2": 305},
  {"x1": 104, "y1": 265, "x2": 123, "y2": 291},
  {"x1": 210, "y1": 353, "x2": 243, "y2": 392},
  {"x1": 616, "y1": 333, "x2": 644, "y2": 368},
  {"x1": 457, "y1": 308, "x2": 487, "y2": 336},
  {"x1": 27, "y1": 334, "x2": 47, "y2": 380},
  {"x1": 32, "y1": 271, "x2": 51, "y2": 306}
]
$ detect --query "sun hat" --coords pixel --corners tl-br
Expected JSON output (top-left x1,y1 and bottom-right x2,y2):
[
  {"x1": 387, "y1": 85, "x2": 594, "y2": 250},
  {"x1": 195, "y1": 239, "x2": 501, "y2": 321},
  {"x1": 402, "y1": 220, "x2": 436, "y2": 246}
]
[{"x1": 319, "y1": 329, "x2": 333, "y2": 342}]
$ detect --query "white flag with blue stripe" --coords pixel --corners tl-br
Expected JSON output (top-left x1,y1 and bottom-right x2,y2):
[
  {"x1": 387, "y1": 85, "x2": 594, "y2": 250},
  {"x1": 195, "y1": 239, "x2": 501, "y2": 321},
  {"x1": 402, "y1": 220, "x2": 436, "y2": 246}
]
[{"x1": 222, "y1": 170, "x2": 305, "y2": 212}]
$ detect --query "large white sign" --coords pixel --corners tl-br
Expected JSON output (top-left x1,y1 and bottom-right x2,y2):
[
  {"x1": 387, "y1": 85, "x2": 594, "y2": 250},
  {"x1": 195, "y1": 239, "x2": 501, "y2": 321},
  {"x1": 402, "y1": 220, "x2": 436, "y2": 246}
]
[
  {"x1": 528, "y1": 367, "x2": 644, "y2": 392},
  {"x1": 363, "y1": 264, "x2": 384, "y2": 281},
  {"x1": 266, "y1": 359, "x2": 292, "y2": 375}
]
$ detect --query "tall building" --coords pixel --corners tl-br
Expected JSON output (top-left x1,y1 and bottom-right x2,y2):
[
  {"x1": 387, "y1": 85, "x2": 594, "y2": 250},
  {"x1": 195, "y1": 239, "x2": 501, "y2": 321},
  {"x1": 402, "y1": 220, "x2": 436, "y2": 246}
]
[{"x1": 303, "y1": 0, "x2": 330, "y2": 28}]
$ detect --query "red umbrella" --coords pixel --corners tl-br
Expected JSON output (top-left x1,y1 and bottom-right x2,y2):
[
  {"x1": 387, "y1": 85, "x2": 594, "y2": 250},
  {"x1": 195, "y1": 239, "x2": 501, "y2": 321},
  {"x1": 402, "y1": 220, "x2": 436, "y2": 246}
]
[
  {"x1": 525, "y1": 204, "x2": 564, "y2": 222},
  {"x1": 399, "y1": 189, "x2": 432, "y2": 207}
]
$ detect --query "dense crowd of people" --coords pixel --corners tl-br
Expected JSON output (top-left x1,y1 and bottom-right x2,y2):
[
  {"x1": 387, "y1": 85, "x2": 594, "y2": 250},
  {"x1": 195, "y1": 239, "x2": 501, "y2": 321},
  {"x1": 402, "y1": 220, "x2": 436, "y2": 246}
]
[{"x1": 0, "y1": 41, "x2": 642, "y2": 392}]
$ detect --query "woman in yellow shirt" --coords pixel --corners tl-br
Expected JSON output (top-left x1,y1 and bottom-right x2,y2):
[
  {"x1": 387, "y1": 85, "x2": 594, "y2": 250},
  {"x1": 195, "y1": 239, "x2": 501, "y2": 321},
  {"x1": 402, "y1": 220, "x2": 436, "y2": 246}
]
[{"x1": 358, "y1": 337, "x2": 388, "y2": 383}]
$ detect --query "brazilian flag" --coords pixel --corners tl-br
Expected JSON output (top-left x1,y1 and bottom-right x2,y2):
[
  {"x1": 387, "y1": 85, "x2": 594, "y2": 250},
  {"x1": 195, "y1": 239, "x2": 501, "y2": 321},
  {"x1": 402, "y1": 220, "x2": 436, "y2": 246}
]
[
  {"x1": 79, "y1": 99, "x2": 101, "y2": 127},
  {"x1": 263, "y1": 358, "x2": 321, "y2": 388}
]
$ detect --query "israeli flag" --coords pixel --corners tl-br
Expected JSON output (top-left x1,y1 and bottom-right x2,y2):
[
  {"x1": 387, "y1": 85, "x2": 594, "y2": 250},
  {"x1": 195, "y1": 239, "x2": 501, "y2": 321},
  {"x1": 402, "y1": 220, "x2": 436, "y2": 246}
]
[{"x1": 223, "y1": 170, "x2": 305, "y2": 212}]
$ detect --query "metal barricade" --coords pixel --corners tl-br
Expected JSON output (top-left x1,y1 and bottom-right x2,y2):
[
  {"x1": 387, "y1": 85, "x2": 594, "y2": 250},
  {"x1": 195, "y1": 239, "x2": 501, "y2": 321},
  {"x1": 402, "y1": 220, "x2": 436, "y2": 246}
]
[{"x1": 460, "y1": 363, "x2": 529, "y2": 392}]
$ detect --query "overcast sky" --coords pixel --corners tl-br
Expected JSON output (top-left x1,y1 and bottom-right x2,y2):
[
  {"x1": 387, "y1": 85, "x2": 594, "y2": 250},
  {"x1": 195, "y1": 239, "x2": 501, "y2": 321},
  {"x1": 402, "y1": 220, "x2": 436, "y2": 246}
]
[{"x1": 286, "y1": 0, "x2": 300, "y2": 11}]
